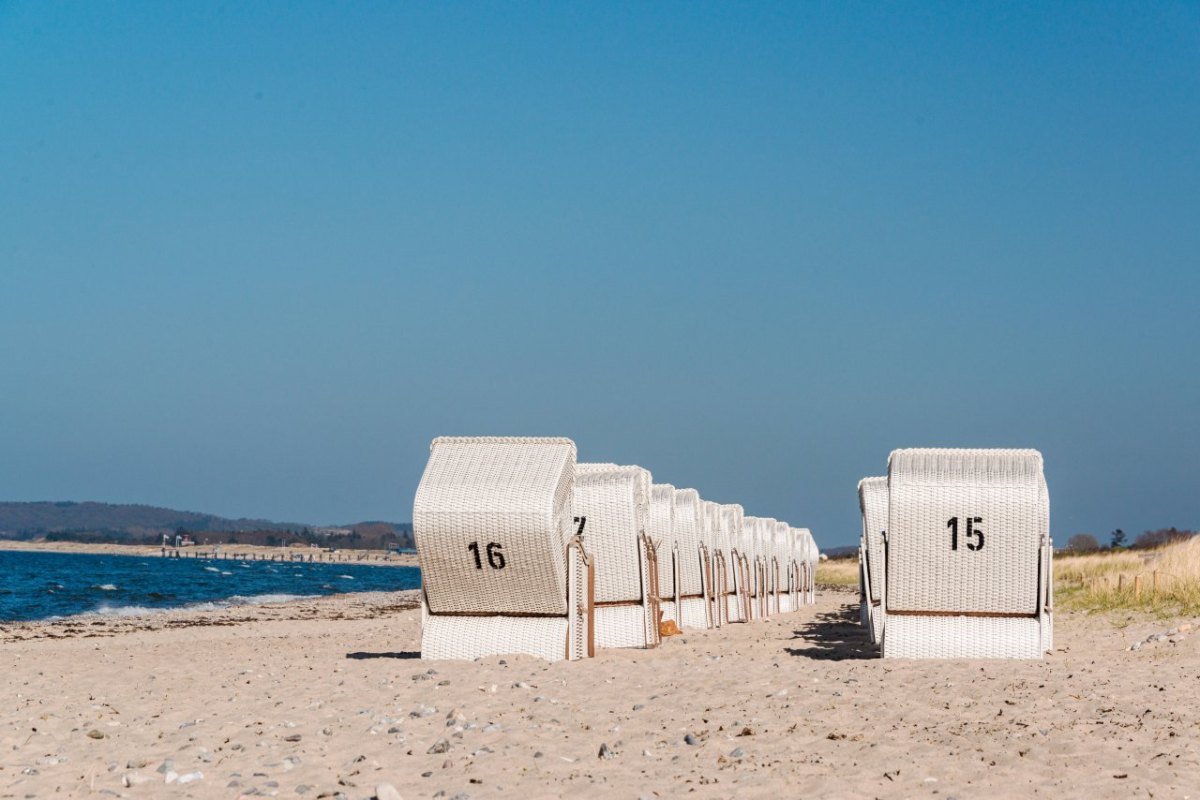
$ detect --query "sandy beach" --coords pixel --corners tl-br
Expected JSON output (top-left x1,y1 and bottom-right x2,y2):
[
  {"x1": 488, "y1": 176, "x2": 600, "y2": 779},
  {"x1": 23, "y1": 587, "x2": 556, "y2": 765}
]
[{"x1": 2, "y1": 587, "x2": 1197, "y2": 799}]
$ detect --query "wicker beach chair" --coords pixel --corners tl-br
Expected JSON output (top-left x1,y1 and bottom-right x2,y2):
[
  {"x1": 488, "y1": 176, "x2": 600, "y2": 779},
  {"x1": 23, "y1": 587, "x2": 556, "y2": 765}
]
[
  {"x1": 674, "y1": 488, "x2": 711, "y2": 630},
  {"x1": 790, "y1": 527, "x2": 808, "y2": 607},
  {"x1": 740, "y1": 516, "x2": 763, "y2": 620},
  {"x1": 414, "y1": 436, "x2": 593, "y2": 662},
  {"x1": 881, "y1": 448, "x2": 1054, "y2": 659},
  {"x1": 720, "y1": 504, "x2": 748, "y2": 623},
  {"x1": 701, "y1": 500, "x2": 726, "y2": 627},
  {"x1": 795, "y1": 528, "x2": 816, "y2": 605},
  {"x1": 858, "y1": 476, "x2": 887, "y2": 645},
  {"x1": 763, "y1": 515, "x2": 782, "y2": 618},
  {"x1": 774, "y1": 520, "x2": 794, "y2": 613},
  {"x1": 574, "y1": 464, "x2": 660, "y2": 649},
  {"x1": 649, "y1": 484, "x2": 678, "y2": 627}
]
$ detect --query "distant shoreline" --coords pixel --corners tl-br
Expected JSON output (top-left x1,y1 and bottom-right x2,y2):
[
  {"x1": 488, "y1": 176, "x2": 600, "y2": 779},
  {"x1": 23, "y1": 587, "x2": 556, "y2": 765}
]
[{"x1": 0, "y1": 538, "x2": 420, "y2": 568}]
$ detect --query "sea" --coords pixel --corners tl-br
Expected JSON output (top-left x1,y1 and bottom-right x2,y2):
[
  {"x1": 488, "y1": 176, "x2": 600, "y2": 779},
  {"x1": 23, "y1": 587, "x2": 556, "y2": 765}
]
[{"x1": 0, "y1": 550, "x2": 422, "y2": 623}]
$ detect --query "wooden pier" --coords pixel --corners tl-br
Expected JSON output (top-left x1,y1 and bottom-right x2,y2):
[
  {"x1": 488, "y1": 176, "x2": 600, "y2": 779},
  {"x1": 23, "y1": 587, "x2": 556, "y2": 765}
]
[{"x1": 159, "y1": 548, "x2": 404, "y2": 564}]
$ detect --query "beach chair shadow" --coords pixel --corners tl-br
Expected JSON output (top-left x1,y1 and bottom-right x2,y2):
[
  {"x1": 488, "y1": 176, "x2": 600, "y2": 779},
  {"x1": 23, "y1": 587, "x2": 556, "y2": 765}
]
[
  {"x1": 785, "y1": 603, "x2": 876, "y2": 661},
  {"x1": 345, "y1": 651, "x2": 421, "y2": 660}
]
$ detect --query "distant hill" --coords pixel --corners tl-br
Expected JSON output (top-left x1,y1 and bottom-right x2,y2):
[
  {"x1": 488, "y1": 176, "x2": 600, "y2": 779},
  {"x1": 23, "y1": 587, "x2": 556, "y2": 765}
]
[{"x1": 0, "y1": 501, "x2": 413, "y2": 549}]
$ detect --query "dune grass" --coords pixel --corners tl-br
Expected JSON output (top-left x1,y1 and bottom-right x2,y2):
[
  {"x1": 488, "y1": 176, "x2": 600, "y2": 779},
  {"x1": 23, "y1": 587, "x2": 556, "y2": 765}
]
[
  {"x1": 821, "y1": 536, "x2": 1200, "y2": 616},
  {"x1": 1055, "y1": 536, "x2": 1200, "y2": 616},
  {"x1": 816, "y1": 558, "x2": 859, "y2": 588}
]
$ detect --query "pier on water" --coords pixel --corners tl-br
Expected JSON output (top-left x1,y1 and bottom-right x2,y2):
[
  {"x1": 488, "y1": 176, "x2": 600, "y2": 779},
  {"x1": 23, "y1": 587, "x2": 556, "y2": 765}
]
[{"x1": 159, "y1": 548, "x2": 402, "y2": 564}]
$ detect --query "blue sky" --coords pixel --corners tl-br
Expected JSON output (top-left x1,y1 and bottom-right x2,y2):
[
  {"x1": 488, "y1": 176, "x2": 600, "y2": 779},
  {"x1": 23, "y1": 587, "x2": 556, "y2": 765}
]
[{"x1": 1, "y1": 2, "x2": 1197, "y2": 545}]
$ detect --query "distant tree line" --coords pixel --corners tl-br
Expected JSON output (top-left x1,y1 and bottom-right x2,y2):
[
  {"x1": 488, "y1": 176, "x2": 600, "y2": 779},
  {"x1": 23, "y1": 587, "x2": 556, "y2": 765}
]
[
  {"x1": 1065, "y1": 527, "x2": 1196, "y2": 553},
  {"x1": 42, "y1": 526, "x2": 414, "y2": 550}
]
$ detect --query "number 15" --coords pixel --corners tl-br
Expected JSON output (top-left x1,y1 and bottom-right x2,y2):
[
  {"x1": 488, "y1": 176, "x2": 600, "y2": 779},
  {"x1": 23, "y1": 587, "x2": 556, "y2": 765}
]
[{"x1": 947, "y1": 517, "x2": 984, "y2": 551}]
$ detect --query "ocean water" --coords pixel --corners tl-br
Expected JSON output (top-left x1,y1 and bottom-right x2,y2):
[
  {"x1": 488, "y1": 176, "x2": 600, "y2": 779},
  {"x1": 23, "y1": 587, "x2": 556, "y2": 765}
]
[{"x1": 0, "y1": 550, "x2": 421, "y2": 622}]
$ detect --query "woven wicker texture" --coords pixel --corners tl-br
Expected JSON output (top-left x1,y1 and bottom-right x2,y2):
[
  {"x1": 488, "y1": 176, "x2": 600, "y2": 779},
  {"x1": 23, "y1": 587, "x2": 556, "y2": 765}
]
[
  {"x1": 858, "y1": 476, "x2": 887, "y2": 608},
  {"x1": 595, "y1": 604, "x2": 655, "y2": 649},
  {"x1": 702, "y1": 501, "x2": 725, "y2": 625},
  {"x1": 887, "y1": 448, "x2": 1044, "y2": 614},
  {"x1": 573, "y1": 465, "x2": 650, "y2": 603},
  {"x1": 774, "y1": 520, "x2": 791, "y2": 609},
  {"x1": 883, "y1": 615, "x2": 1044, "y2": 659},
  {"x1": 421, "y1": 613, "x2": 571, "y2": 662},
  {"x1": 649, "y1": 484, "x2": 677, "y2": 622},
  {"x1": 673, "y1": 488, "x2": 704, "y2": 595},
  {"x1": 414, "y1": 437, "x2": 575, "y2": 616},
  {"x1": 678, "y1": 597, "x2": 709, "y2": 630},
  {"x1": 572, "y1": 464, "x2": 659, "y2": 649}
]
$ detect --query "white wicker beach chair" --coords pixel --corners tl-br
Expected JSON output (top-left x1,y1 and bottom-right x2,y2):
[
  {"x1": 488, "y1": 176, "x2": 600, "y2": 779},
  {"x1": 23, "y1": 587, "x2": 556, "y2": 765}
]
[
  {"x1": 673, "y1": 488, "x2": 711, "y2": 630},
  {"x1": 882, "y1": 448, "x2": 1054, "y2": 659},
  {"x1": 858, "y1": 476, "x2": 887, "y2": 645},
  {"x1": 574, "y1": 464, "x2": 660, "y2": 649},
  {"x1": 795, "y1": 528, "x2": 816, "y2": 604},
  {"x1": 720, "y1": 504, "x2": 748, "y2": 623},
  {"x1": 774, "y1": 520, "x2": 794, "y2": 613},
  {"x1": 790, "y1": 527, "x2": 808, "y2": 607},
  {"x1": 701, "y1": 500, "x2": 726, "y2": 626},
  {"x1": 414, "y1": 436, "x2": 593, "y2": 662},
  {"x1": 649, "y1": 484, "x2": 677, "y2": 627},
  {"x1": 760, "y1": 518, "x2": 780, "y2": 616},
  {"x1": 740, "y1": 516, "x2": 762, "y2": 620}
]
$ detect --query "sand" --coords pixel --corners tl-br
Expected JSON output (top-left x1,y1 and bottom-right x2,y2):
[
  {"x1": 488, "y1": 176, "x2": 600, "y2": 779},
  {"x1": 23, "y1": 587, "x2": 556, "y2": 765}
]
[{"x1": 2, "y1": 588, "x2": 1197, "y2": 799}]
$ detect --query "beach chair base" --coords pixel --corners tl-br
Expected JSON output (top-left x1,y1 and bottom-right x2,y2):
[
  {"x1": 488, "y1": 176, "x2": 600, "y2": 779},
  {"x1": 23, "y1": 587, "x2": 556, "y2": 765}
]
[
  {"x1": 678, "y1": 597, "x2": 708, "y2": 630},
  {"x1": 882, "y1": 614, "x2": 1045, "y2": 659},
  {"x1": 595, "y1": 604, "x2": 656, "y2": 649},
  {"x1": 421, "y1": 614, "x2": 574, "y2": 662}
]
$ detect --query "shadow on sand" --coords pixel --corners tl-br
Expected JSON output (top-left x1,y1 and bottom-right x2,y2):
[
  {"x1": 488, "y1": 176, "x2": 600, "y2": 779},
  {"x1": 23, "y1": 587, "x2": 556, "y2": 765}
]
[
  {"x1": 785, "y1": 603, "x2": 877, "y2": 661},
  {"x1": 345, "y1": 651, "x2": 421, "y2": 660}
]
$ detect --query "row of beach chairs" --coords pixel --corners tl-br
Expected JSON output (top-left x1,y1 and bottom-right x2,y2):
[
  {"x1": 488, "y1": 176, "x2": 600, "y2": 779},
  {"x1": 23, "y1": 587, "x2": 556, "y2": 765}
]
[
  {"x1": 858, "y1": 448, "x2": 1054, "y2": 659},
  {"x1": 413, "y1": 437, "x2": 819, "y2": 661}
]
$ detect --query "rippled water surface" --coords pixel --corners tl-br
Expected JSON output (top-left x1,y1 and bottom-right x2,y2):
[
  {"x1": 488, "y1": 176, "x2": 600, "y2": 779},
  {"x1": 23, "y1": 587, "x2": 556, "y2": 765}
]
[{"x1": 0, "y1": 550, "x2": 421, "y2": 622}]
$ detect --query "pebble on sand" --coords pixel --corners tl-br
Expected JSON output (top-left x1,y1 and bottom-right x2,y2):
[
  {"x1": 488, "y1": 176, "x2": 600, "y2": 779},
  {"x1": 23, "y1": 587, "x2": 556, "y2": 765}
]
[{"x1": 375, "y1": 783, "x2": 403, "y2": 800}]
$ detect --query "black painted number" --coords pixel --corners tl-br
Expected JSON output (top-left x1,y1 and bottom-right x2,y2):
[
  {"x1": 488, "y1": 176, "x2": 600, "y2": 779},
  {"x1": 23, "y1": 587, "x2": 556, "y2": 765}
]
[
  {"x1": 573, "y1": 516, "x2": 587, "y2": 536},
  {"x1": 947, "y1": 517, "x2": 984, "y2": 552},
  {"x1": 467, "y1": 541, "x2": 507, "y2": 570}
]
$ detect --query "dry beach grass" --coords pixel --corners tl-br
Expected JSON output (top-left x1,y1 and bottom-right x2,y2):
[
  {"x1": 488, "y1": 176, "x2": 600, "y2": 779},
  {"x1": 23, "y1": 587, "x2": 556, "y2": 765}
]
[{"x1": 3, "y1": 581, "x2": 1199, "y2": 799}]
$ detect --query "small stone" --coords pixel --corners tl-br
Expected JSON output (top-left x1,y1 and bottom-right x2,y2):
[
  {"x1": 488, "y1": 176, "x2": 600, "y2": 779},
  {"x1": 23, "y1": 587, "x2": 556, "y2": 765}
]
[
  {"x1": 164, "y1": 771, "x2": 179, "y2": 784},
  {"x1": 598, "y1": 743, "x2": 614, "y2": 759},
  {"x1": 437, "y1": 680, "x2": 450, "y2": 687},
  {"x1": 157, "y1": 759, "x2": 174, "y2": 774},
  {"x1": 295, "y1": 785, "x2": 312, "y2": 795},
  {"x1": 284, "y1": 734, "x2": 302, "y2": 742},
  {"x1": 1129, "y1": 641, "x2": 1142, "y2": 652},
  {"x1": 427, "y1": 738, "x2": 451, "y2": 755},
  {"x1": 126, "y1": 758, "x2": 147, "y2": 769},
  {"x1": 729, "y1": 747, "x2": 745, "y2": 759},
  {"x1": 684, "y1": 734, "x2": 699, "y2": 746},
  {"x1": 87, "y1": 729, "x2": 105, "y2": 739},
  {"x1": 122, "y1": 772, "x2": 152, "y2": 787},
  {"x1": 632, "y1": 704, "x2": 645, "y2": 711},
  {"x1": 322, "y1": 727, "x2": 333, "y2": 736},
  {"x1": 533, "y1": 751, "x2": 543, "y2": 759},
  {"x1": 178, "y1": 771, "x2": 203, "y2": 784},
  {"x1": 375, "y1": 783, "x2": 403, "y2": 800}
]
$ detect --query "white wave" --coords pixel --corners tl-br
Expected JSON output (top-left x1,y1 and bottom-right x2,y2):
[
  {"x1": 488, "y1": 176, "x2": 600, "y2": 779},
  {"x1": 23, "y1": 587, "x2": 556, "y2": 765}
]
[
  {"x1": 204, "y1": 566, "x2": 220, "y2": 572},
  {"x1": 338, "y1": 575, "x2": 354, "y2": 580},
  {"x1": 93, "y1": 584, "x2": 118, "y2": 591},
  {"x1": 70, "y1": 593, "x2": 318, "y2": 620},
  {"x1": 220, "y1": 571, "x2": 232, "y2": 576}
]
